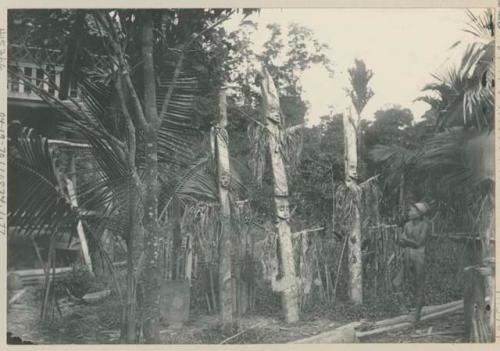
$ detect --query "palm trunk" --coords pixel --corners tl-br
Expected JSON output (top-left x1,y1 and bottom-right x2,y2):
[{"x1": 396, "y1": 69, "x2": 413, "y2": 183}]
[
  {"x1": 171, "y1": 204, "x2": 182, "y2": 279},
  {"x1": 141, "y1": 129, "x2": 161, "y2": 343},
  {"x1": 212, "y1": 89, "x2": 236, "y2": 331},
  {"x1": 259, "y1": 67, "x2": 299, "y2": 323},
  {"x1": 140, "y1": 12, "x2": 162, "y2": 342},
  {"x1": 343, "y1": 106, "x2": 363, "y2": 305},
  {"x1": 184, "y1": 234, "x2": 193, "y2": 283},
  {"x1": 122, "y1": 186, "x2": 143, "y2": 343},
  {"x1": 107, "y1": 10, "x2": 163, "y2": 344}
]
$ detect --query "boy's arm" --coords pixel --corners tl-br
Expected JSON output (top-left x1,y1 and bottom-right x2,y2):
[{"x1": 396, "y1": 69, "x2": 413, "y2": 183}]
[
  {"x1": 400, "y1": 221, "x2": 429, "y2": 249},
  {"x1": 399, "y1": 237, "x2": 419, "y2": 249},
  {"x1": 397, "y1": 224, "x2": 412, "y2": 247}
]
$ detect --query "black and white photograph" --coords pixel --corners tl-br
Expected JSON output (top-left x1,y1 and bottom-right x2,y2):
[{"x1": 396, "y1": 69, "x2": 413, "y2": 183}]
[{"x1": 3, "y1": 5, "x2": 496, "y2": 345}]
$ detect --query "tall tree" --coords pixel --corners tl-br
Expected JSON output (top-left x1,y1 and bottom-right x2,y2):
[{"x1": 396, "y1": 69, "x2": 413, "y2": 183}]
[
  {"x1": 343, "y1": 59, "x2": 373, "y2": 305},
  {"x1": 346, "y1": 58, "x2": 374, "y2": 164},
  {"x1": 346, "y1": 59, "x2": 374, "y2": 120}
]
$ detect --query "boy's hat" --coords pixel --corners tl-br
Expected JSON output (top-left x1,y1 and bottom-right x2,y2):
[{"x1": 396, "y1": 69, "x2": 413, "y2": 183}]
[{"x1": 413, "y1": 202, "x2": 430, "y2": 215}]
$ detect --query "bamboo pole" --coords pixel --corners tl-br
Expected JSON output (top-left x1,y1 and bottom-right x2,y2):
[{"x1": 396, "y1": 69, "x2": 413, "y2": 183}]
[
  {"x1": 41, "y1": 236, "x2": 55, "y2": 320},
  {"x1": 313, "y1": 241, "x2": 326, "y2": 303},
  {"x1": 325, "y1": 264, "x2": 332, "y2": 303},
  {"x1": 31, "y1": 238, "x2": 48, "y2": 274},
  {"x1": 184, "y1": 234, "x2": 193, "y2": 285},
  {"x1": 209, "y1": 265, "x2": 217, "y2": 314},
  {"x1": 50, "y1": 248, "x2": 57, "y2": 320},
  {"x1": 206, "y1": 293, "x2": 212, "y2": 314},
  {"x1": 8, "y1": 289, "x2": 26, "y2": 305},
  {"x1": 374, "y1": 230, "x2": 378, "y2": 299},
  {"x1": 332, "y1": 234, "x2": 348, "y2": 305}
]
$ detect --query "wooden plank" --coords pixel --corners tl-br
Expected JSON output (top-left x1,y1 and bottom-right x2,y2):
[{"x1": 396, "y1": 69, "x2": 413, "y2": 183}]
[
  {"x1": 10, "y1": 261, "x2": 127, "y2": 285},
  {"x1": 290, "y1": 300, "x2": 464, "y2": 343},
  {"x1": 370, "y1": 300, "x2": 463, "y2": 329},
  {"x1": 357, "y1": 303, "x2": 464, "y2": 339},
  {"x1": 12, "y1": 266, "x2": 73, "y2": 277},
  {"x1": 82, "y1": 289, "x2": 111, "y2": 303}
]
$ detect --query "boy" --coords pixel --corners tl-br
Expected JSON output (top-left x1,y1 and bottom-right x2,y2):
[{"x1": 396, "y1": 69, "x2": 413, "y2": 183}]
[{"x1": 394, "y1": 202, "x2": 431, "y2": 323}]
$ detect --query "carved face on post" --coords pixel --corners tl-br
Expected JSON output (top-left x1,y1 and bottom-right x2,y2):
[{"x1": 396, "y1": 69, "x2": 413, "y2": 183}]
[
  {"x1": 267, "y1": 111, "x2": 281, "y2": 125},
  {"x1": 220, "y1": 171, "x2": 231, "y2": 188},
  {"x1": 277, "y1": 203, "x2": 290, "y2": 220},
  {"x1": 347, "y1": 165, "x2": 358, "y2": 181}
]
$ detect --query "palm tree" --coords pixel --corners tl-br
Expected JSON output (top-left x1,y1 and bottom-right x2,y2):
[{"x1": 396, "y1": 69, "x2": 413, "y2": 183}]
[
  {"x1": 417, "y1": 10, "x2": 493, "y2": 132},
  {"x1": 346, "y1": 59, "x2": 375, "y2": 123},
  {"x1": 343, "y1": 59, "x2": 374, "y2": 304}
]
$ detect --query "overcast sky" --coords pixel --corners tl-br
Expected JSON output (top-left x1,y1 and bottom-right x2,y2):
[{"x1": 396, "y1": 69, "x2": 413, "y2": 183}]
[{"x1": 224, "y1": 8, "x2": 487, "y2": 126}]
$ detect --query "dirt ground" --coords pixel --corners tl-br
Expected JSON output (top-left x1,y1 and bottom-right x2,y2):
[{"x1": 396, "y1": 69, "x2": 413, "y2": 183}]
[{"x1": 7, "y1": 286, "x2": 466, "y2": 344}]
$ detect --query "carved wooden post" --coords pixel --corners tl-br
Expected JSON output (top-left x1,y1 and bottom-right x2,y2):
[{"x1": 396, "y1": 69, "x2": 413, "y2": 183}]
[
  {"x1": 343, "y1": 105, "x2": 363, "y2": 304},
  {"x1": 258, "y1": 67, "x2": 299, "y2": 323},
  {"x1": 211, "y1": 88, "x2": 236, "y2": 331}
]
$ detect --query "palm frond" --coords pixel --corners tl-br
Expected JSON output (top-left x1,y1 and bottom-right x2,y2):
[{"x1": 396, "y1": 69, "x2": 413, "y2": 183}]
[
  {"x1": 156, "y1": 71, "x2": 198, "y2": 167},
  {"x1": 370, "y1": 144, "x2": 415, "y2": 165},
  {"x1": 415, "y1": 128, "x2": 474, "y2": 196},
  {"x1": 417, "y1": 10, "x2": 494, "y2": 131},
  {"x1": 8, "y1": 129, "x2": 75, "y2": 238},
  {"x1": 346, "y1": 58, "x2": 374, "y2": 116},
  {"x1": 464, "y1": 9, "x2": 494, "y2": 41},
  {"x1": 171, "y1": 155, "x2": 219, "y2": 204},
  {"x1": 413, "y1": 95, "x2": 443, "y2": 111},
  {"x1": 158, "y1": 151, "x2": 248, "y2": 221}
]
